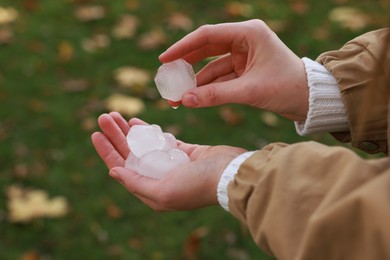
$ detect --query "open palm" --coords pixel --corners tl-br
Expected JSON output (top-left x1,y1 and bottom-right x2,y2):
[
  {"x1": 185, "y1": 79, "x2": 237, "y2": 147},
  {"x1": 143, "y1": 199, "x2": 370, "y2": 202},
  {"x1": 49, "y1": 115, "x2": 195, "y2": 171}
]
[{"x1": 91, "y1": 112, "x2": 246, "y2": 211}]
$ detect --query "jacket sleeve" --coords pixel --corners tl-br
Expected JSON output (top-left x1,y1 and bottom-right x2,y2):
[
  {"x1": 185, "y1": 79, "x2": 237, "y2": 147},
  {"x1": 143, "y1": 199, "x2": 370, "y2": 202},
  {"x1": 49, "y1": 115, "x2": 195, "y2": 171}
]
[
  {"x1": 316, "y1": 29, "x2": 389, "y2": 154},
  {"x1": 228, "y1": 142, "x2": 390, "y2": 260}
]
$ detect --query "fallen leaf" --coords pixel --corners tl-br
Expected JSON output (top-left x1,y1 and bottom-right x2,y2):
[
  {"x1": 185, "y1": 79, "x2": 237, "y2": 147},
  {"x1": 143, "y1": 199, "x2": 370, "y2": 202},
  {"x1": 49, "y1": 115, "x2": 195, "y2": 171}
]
[
  {"x1": 82, "y1": 34, "x2": 110, "y2": 53},
  {"x1": 167, "y1": 13, "x2": 193, "y2": 31},
  {"x1": 105, "y1": 93, "x2": 145, "y2": 117},
  {"x1": 21, "y1": 251, "x2": 41, "y2": 260},
  {"x1": 291, "y1": 0, "x2": 310, "y2": 15},
  {"x1": 261, "y1": 111, "x2": 279, "y2": 127},
  {"x1": 128, "y1": 237, "x2": 144, "y2": 250},
  {"x1": 138, "y1": 29, "x2": 167, "y2": 50},
  {"x1": 0, "y1": 27, "x2": 13, "y2": 44},
  {"x1": 0, "y1": 7, "x2": 18, "y2": 25},
  {"x1": 225, "y1": 2, "x2": 253, "y2": 17},
  {"x1": 184, "y1": 227, "x2": 209, "y2": 259},
  {"x1": 106, "y1": 202, "x2": 123, "y2": 219},
  {"x1": 13, "y1": 163, "x2": 29, "y2": 178},
  {"x1": 74, "y1": 5, "x2": 105, "y2": 22},
  {"x1": 6, "y1": 185, "x2": 69, "y2": 223},
  {"x1": 62, "y1": 78, "x2": 90, "y2": 92},
  {"x1": 81, "y1": 117, "x2": 97, "y2": 132},
  {"x1": 219, "y1": 106, "x2": 244, "y2": 125},
  {"x1": 329, "y1": 7, "x2": 370, "y2": 31},
  {"x1": 125, "y1": 0, "x2": 139, "y2": 11},
  {"x1": 22, "y1": 0, "x2": 40, "y2": 11},
  {"x1": 58, "y1": 41, "x2": 74, "y2": 62},
  {"x1": 114, "y1": 66, "x2": 150, "y2": 89},
  {"x1": 112, "y1": 15, "x2": 139, "y2": 40}
]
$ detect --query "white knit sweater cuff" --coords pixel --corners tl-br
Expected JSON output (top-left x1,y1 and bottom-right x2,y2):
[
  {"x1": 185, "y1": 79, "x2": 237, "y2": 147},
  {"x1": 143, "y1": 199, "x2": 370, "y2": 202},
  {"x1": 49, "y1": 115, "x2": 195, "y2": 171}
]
[
  {"x1": 295, "y1": 57, "x2": 349, "y2": 135},
  {"x1": 217, "y1": 151, "x2": 255, "y2": 211}
]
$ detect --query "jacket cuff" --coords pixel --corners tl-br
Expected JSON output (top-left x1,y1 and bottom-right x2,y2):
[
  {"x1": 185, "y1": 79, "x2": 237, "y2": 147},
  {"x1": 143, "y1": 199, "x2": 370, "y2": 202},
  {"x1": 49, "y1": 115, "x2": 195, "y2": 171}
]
[
  {"x1": 295, "y1": 58, "x2": 349, "y2": 135},
  {"x1": 217, "y1": 151, "x2": 255, "y2": 211}
]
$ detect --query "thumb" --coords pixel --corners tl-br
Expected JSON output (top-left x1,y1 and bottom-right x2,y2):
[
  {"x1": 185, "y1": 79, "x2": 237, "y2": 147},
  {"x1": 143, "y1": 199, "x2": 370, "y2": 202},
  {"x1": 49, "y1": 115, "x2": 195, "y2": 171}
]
[
  {"x1": 109, "y1": 167, "x2": 158, "y2": 198},
  {"x1": 181, "y1": 79, "x2": 244, "y2": 108}
]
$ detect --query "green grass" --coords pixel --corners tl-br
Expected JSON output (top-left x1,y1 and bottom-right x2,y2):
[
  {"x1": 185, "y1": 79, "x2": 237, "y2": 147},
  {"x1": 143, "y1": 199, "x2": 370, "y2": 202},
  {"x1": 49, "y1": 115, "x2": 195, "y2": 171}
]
[{"x1": 0, "y1": 0, "x2": 387, "y2": 259}]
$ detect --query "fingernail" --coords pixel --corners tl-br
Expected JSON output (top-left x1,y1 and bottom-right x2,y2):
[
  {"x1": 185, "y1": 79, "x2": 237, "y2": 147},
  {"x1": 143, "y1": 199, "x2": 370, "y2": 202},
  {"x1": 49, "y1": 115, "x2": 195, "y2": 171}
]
[{"x1": 183, "y1": 93, "x2": 199, "y2": 107}]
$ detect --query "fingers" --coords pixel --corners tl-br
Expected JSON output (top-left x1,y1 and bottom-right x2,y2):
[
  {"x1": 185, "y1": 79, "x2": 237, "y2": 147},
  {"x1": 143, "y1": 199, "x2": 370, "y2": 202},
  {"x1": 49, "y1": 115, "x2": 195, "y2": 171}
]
[
  {"x1": 159, "y1": 22, "x2": 246, "y2": 63},
  {"x1": 98, "y1": 114, "x2": 129, "y2": 158},
  {"x1": 109, "y1": 111, "x2": 130, "y2": 135},
  {"x1": 181, "y1": 78, "x2": 245, "y2": 108},
  {"x1": 196, "y1": 54, "x2": 234, "y2": 86},
  {"x1": 91, "y1": 132, "x2": 125, "y2": 169},
  {"x1": 128, "y1": 117, "x2": 148, "y2": 126}
]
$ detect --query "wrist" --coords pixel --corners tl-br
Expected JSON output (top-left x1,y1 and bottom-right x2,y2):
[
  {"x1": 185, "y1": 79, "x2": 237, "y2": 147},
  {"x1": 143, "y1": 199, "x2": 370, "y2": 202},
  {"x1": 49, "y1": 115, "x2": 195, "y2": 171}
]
[{"x1": 217, "y1": 151, "x2": 256, "y2": 211}]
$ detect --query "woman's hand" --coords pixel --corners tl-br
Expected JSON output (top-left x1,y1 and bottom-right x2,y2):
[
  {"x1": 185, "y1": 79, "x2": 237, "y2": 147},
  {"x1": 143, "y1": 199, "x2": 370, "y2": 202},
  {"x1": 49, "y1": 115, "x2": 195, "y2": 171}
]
[
  {"x1": 91, "y1": 112, "x2": 246, "y2": 211},
  {"x1": 160, "y1": 19, "x2": 309, "y2": 121}
]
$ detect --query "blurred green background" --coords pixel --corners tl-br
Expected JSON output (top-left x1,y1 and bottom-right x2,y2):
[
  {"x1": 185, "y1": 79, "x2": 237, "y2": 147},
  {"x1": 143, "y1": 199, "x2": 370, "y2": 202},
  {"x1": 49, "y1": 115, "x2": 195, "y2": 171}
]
[{"x1": 0, "y1": 0, "x2": 387, "y2": 259}]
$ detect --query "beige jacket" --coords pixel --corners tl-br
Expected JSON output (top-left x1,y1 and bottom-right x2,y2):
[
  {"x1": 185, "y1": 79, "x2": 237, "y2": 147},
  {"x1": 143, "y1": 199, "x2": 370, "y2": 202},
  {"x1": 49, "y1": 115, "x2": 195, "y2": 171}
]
[{"x1": 228, "y1": 29, "x2": 390, "y2": 260}]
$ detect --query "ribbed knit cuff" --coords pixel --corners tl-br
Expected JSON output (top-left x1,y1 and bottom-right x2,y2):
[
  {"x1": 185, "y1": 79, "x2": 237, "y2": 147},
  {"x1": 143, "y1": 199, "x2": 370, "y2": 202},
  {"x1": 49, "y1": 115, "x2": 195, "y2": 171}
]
[
  {"x1": 217, "y1": 151, "x2": 255, "y2": 211},
  {"x1": 295, "y1": 58, "x2": 349, "y2": 135}
]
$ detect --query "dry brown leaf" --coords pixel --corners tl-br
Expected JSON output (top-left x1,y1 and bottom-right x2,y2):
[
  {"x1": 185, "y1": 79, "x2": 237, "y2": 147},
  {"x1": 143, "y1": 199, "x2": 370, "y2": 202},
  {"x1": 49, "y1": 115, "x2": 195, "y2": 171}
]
[
  {"x1": 82, "y1": 34, "x2": 110, "y2": 53},
  {"x1": 225, "y1": 2, "x2": 253, "y2": 17},
  {"x1": 0, "y1": 27, "x2": 13, "y2": 44},
  {"x1": 22, "y1": 0, "x2": 40, "y2": 11},
  {"x1": 62, "y1": 78, "x2": 90, "y2": 92},
  {"x1": 6, "y1": 185, "x2": 69, "y2": 223},
  {"x1": 167, "y1": 13, "x2": 193, "y2": 31},
  {"x1": 74, "y1": 5, "x2": 105, "y2": 22},
  {"x1": 291, "y1": 0, "x2": 310, "y2": 15},
  {"x1": 184, "y1": 227, "x2": 209, "y2": 259},
  {"x1": 106, "y1": 202, "x2": 123, "y2": 219},
  {"x1": 261, "y1": 111, "x2": 279, "y2": 127},
  {"x1": 114, "y1": 66, "x2": 150, "y2": 89},
  {"x1": 105, "y1": 93, "x2": 145, "y2": 117},
  {"x1": 112, "y1": 15, "x2": 139, "y2": 40},
  {"x1": 329, "y1": 7, "x2": 370, "y2": 31},
  {"x1": 128, "y1": 237, "x2": 144, "y2": 250},
  {"x1": 21, "y1": 251, "x2": 41, "y2": 260},
  {"x1": 125, "y1": 0, "x2": 139, "y2": 11},
  {"x1": 138, "y1": 29, "x2": 167, "y2": 50}
]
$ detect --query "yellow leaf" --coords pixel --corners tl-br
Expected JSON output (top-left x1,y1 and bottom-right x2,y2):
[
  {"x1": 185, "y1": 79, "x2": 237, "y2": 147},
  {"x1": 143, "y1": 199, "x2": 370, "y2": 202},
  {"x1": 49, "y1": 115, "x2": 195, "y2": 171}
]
[
  {"x1": 6, "y1": 185, "x2": 69, "y2": 223},
  {"x1": 74, "y1": 5, "x2": 105, "y2": 22},
  {"x1": 105, "y1": 94, "x2": 145, "y2": 117},
  {"x1": 138, "y1": 29, "x2": 167, "y2": 50},
  {"x1": 114, "y1": 66, "x2": 150, "y2": 88},
  {"x1": 261, "y1": 111, "x2": 279, "y2": 127},
  {"x1": 58, "y1": 41, "x2": 74, "y2": 62},
  {"x1": 112, "y1": 15, "x2": 139, "y2": 39},
  {"x1": 82, "y1": 34, "x2": 110, "y2": 53},
  {"x1": 167, "y1": 13, "x2": 193, "y2": 31},
  {"x1": 329, "y1": 7, "x2": 370, "y2": 31},
  {"x1": 0, "y1": 7, "x2": 18, "y2": 25},
  {"x1": 225, "y1": 2, "x2": 253, "y2": 17}
]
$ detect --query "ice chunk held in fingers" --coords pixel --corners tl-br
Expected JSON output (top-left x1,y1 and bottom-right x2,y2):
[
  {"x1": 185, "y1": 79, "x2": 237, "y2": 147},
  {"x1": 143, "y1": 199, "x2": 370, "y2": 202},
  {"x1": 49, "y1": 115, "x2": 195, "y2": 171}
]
[{"x1": 154, "y1": 59, "x2": 196, "y2": 102}]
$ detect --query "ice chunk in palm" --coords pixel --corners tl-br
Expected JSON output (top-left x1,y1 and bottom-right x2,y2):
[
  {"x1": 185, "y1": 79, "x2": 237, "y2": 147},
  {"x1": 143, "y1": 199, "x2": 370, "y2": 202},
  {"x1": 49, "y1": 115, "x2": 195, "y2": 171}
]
[
  {"x1": 125, "y1": 152, "x2": 139, "y2": 172},
  {"x1": 127, "y1": 124, "x2": 165, "y2": 158},
  {"x1": 138, "y1": 148, "x2": 190, "y2": 179},
  {"x1": 154, "y1": 59, "x2": 196, "y2": 102},
  {"x1": 125, "y1": 124, "x2": 190, "y2": 179},
  {"x1": 162, "y1": 133, "x2": 177, "y2": 151}
]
